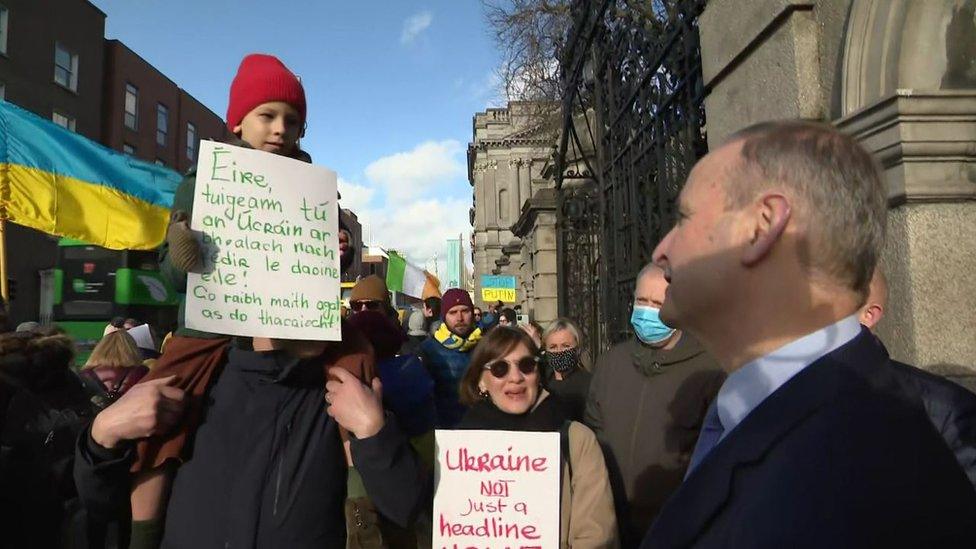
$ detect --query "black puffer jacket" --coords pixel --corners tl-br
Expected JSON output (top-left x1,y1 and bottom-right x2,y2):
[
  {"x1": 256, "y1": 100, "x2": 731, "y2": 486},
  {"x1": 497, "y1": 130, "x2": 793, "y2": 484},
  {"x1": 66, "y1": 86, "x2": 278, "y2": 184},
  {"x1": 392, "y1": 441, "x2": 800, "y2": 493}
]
[{"x1": 1, "y1": 353, "x2": 96, "y2": 548}]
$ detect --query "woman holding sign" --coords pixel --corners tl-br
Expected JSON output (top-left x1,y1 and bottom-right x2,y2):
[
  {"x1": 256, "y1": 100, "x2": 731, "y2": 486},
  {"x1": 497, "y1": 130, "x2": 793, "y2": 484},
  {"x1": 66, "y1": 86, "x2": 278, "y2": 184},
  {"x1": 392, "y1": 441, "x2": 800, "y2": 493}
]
[{"x1": 457, "y1": 327, "x2": 619, "y2": 548}]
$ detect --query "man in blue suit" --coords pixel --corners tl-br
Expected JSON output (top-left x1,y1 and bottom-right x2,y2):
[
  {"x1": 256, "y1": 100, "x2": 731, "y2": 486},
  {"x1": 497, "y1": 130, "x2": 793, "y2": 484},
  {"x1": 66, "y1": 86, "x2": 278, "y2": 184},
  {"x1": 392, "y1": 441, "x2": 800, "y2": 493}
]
[{"x1": 642, "y1": 120, "x2": 976, "y2": 548}]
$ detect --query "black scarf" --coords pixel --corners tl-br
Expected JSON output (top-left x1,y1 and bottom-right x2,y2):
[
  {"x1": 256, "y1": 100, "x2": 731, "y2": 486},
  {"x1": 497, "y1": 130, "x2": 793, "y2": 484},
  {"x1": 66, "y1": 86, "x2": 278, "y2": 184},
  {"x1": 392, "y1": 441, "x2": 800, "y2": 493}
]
[{"x1": 457, "y1": 392, "x2": 570, "y2": 432}]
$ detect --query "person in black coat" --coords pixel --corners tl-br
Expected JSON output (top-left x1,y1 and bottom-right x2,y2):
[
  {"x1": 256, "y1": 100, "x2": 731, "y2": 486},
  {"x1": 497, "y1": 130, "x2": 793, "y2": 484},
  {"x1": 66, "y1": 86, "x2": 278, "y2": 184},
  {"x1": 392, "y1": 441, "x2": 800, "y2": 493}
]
[
  {"x1": 1, "y1": 330, "x2": 97, "y2": 548},
  {"x1": 858, "y1": 268, "x2": 976, "y2": 489},
  {"x1": 643, "y1": 121, "x2": 976, "y2": 548}
]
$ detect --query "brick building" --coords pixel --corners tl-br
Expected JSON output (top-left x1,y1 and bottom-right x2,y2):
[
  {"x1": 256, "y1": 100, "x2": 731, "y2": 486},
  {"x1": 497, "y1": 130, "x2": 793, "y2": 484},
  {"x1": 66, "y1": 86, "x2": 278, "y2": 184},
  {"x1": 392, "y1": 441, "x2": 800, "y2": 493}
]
[
  {"x1": 0, "y1": 0, "x2": 226, "y2": 325},
  {"x1": 101, "y1": 39, "x2": 227, "y2": 173},
  {"x1": 0, "y1": 0, "x2": 106, "y2": 324}
]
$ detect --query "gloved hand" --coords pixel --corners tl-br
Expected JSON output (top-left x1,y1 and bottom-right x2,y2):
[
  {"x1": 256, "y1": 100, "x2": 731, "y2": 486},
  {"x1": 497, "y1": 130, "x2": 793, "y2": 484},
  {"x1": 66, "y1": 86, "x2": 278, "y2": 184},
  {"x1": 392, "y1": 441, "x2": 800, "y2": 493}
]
[{"x1": 165, "y1": 210, "x2": 201, "y2": 273}]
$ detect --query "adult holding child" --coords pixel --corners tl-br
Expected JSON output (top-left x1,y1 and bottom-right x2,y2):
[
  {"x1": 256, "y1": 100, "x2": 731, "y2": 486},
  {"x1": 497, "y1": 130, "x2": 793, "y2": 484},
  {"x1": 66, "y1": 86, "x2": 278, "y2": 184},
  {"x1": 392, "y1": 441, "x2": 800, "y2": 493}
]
[
  {"x1": 456, "y1": 327, "x2": 618, "y2": 548},
  {"x1": 74, "y1": 54, "x2": 428, "y2": 549}
]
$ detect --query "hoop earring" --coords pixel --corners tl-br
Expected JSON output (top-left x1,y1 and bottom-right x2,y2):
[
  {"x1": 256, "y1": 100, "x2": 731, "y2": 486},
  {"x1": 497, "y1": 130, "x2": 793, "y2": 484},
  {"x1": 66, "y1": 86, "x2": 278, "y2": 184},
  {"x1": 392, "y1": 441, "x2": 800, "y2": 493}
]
[{"x1": 479, "y1": 388, "x2": 489, "y2": 399}]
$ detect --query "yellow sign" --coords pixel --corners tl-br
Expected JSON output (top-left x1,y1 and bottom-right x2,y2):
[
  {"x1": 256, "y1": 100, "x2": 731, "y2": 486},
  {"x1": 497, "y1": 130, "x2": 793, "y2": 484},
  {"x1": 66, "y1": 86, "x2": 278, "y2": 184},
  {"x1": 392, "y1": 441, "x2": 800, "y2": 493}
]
[{"x1": 482, "y1": 288, "x2": 516, "y2": 303}]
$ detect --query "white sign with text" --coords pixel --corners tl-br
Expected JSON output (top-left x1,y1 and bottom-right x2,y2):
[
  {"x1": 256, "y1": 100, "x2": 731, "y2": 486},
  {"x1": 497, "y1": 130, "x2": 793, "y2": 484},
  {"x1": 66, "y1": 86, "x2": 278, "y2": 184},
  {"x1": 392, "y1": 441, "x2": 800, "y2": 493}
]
[
  {"x1": 433, "y1": 429, "x2": 561, "y2": 549},
  {"x1": 185, "y1": 141, "x2": 341, "y2": 340}
]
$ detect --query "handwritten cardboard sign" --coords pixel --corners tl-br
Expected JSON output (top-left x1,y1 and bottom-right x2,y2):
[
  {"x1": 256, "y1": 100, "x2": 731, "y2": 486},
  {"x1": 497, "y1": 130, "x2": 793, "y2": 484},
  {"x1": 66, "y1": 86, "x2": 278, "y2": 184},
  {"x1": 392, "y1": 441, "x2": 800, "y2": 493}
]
[
  {"x1": 185, "y1": 141, "x2": 341, "y2": 340},
  {"x1": 434, "y1": 430, "x2": 560, "y2": 549},
  {"x1": 481, "y1": 274, "x2": 517, "y2": 303}
]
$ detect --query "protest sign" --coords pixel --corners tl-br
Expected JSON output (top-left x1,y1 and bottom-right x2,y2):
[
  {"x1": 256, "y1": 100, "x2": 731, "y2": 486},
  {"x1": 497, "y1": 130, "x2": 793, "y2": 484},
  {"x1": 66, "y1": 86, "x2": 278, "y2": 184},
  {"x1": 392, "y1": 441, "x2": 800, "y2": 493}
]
[
  {"x1": 126, "y1": 324, "x2": 155, "y2": 352},
  {"x1": 433, "y1": 429, "x2": 560, "y2": 549},
  {"x1": 185, "y1": 141, "x2": 342, "y2": 340},
  {"x1": 481, "y1": 274, "x2": 517, "y2": 303}
]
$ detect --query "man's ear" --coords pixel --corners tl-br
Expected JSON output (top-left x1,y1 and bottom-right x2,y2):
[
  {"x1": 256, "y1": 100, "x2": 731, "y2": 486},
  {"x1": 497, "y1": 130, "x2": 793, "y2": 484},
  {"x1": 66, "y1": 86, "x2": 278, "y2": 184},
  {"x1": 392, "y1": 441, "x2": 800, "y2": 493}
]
[
  {"x1": 742, "y1": 193, "x2": 791, "y2": 266},
  {"x1": 860, "y1": 304, "x2": 884, "y2": 330}
]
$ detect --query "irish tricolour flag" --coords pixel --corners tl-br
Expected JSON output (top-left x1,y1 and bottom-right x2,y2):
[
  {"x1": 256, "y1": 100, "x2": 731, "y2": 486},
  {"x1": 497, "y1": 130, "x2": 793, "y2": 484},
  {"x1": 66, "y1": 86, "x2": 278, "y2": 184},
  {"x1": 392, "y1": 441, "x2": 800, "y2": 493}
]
[{"x1": 386, "y1": 251, "x2": 441, "y2": 299}]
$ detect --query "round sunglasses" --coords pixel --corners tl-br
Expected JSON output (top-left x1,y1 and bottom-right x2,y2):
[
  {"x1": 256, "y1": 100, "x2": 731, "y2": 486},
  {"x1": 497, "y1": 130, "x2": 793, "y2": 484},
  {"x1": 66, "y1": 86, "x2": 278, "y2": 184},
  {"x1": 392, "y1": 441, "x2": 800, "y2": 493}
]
[
  {"x1": 483, "y1": 356, "x2": 539, "y2": 379},
  {"x1": 350, "y1": 300, "x2": 382, "y2": 312}
]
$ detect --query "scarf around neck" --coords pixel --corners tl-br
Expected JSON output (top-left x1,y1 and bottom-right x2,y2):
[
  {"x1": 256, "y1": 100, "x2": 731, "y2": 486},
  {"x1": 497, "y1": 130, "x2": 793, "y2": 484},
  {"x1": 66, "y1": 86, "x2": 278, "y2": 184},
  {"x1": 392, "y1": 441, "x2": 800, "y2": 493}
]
[
  {"x1": 457, "y1": 391, "x2": 569, "y2": 432},
  {"x1": 434, "y1": 323, "x2": 482, "y2": 352}
]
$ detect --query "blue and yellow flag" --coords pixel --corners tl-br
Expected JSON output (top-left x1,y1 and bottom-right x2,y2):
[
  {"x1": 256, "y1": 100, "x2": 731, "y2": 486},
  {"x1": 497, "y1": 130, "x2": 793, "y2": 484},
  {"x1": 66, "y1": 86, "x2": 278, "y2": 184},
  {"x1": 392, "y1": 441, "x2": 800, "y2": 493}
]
[{"x1": 0, "y1": 100, "x2": 182, "y2": 250}]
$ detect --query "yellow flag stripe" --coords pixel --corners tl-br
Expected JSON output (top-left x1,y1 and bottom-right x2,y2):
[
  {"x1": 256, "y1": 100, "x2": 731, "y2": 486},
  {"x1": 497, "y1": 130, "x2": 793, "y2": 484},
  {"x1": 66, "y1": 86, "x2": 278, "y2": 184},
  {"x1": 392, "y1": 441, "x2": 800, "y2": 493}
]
[{"x1": 1, "y1": 162, "x2": 170, "y2": 250}]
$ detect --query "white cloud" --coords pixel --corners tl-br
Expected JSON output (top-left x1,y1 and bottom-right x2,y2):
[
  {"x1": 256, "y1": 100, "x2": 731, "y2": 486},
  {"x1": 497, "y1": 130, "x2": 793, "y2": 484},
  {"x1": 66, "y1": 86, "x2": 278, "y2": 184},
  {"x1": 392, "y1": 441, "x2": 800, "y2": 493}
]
[
  {"x1": 466, "y1": 70, "x2": 507, "y2": 108},
  {"x1": 400, "y1": 11, "x2": 433, "y2": 45},
  {"x1": 356, "y1": 197, "x2": 471, "y2": 270},
  {"x1": 339, "y1": 139, "x2": 472, "y2": 280},
  {"x1": 337, "y1": 177, "x2": 375, "y2": 213},
  {"x1": 364, "y1": 140, "x2": 465, "y2": 202}
]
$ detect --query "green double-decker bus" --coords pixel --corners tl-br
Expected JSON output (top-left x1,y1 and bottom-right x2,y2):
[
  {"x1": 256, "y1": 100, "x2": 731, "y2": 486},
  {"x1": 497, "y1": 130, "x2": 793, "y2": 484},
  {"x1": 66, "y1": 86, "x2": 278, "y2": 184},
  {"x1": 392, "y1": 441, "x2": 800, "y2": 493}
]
[{"x1": 53, "y1": 238, "x2": 180, "y2": 360}]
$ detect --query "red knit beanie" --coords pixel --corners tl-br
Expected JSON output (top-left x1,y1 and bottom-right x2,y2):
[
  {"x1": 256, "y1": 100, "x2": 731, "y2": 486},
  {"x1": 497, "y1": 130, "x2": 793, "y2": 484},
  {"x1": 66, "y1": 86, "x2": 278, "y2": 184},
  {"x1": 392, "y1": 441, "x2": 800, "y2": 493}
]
[
  {"x1": 441, "y1": 288, "x2": 474, "y2": 322},
  {"x1": 226, "y1": 54, "x2": 307, "y2": 132}
]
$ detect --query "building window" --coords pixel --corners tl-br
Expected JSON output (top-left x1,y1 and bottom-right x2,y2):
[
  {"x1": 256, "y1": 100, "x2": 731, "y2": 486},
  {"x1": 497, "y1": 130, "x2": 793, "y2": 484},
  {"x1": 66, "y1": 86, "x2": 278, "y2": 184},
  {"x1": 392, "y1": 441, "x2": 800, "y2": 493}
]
[
  {"x1": 0, "y1": 6, "x2": 9, "y2": 56},
  {"x1": 52, "y1": 110, "x2": 75, "y2": 131},
  {"x1": 124, "y1": 83, "x2": 138, "y2": 130},
  {"x1": 54, "y1": 42, "x2": 79, "y2": 91},
  {"x1": 123, "y1": 143, "x2": 135, "y2": 156},
  {"x1": 156, "y1": 103, "x2": 168, "y2": 146},
  {"x1": 186, "y1": 123, "x2": 197, "y2": 161},
  {"x1": 498, "y1": 188, "x2": 509, "y2": 222}
]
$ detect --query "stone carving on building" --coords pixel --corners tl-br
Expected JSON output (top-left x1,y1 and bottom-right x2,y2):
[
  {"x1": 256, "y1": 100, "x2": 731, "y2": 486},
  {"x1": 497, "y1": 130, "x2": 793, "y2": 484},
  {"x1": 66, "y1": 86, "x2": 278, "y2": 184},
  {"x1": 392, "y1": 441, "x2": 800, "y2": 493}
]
[{"x1": 468, "y1": 102, "x2": 559, "y2": 325}]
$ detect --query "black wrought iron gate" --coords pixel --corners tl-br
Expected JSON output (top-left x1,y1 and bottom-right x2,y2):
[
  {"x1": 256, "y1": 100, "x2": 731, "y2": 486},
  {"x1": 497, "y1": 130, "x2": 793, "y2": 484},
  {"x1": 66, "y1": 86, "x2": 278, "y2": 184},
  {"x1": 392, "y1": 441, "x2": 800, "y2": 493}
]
[{"x1": 556, "y1": 0, "x2": 710, "y2": 360}]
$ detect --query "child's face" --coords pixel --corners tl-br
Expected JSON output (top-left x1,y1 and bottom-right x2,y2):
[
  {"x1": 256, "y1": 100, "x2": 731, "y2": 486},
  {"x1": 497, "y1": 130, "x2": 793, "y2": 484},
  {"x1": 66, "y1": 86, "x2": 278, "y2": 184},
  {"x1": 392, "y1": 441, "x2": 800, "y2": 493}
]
[{"x1": 233, "y1": 101, "x2": 302, "y2": 155}]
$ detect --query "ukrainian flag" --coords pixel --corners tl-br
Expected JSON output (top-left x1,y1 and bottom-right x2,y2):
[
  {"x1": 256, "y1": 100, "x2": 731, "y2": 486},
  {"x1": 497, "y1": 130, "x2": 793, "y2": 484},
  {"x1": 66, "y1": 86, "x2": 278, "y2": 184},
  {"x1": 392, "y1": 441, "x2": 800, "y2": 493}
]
[{"x1": 0, "y1": 100, "x2": 181, "y2": 250}]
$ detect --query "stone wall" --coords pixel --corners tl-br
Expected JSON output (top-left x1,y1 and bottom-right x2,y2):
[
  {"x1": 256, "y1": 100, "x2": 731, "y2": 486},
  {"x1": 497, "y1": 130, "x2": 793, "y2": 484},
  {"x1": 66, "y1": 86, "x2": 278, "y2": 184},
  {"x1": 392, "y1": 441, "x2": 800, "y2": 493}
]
[{"x1": 699, "y1": 0, "x2": 976, "y2": 379}]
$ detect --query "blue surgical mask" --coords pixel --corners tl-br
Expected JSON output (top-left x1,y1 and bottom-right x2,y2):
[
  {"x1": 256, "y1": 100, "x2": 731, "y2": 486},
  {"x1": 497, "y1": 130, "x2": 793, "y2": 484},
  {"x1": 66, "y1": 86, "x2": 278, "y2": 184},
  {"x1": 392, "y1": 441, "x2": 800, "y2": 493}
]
[{"x1": 631, "y1": 305, "x2": 676, "y2": 345}]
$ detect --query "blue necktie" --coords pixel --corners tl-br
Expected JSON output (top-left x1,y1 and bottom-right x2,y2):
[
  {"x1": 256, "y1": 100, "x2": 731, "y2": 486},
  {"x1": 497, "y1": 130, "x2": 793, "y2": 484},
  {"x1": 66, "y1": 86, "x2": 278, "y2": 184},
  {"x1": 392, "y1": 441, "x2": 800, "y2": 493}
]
[{"x1": 685, "y1": 401, "x2": 724, "y2": 478}]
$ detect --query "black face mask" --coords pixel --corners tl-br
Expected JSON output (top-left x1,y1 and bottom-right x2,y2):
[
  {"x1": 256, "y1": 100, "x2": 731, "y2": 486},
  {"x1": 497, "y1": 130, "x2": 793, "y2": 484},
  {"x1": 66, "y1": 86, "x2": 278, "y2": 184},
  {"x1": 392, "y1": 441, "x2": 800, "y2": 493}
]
[{"x1": 546, "y1": 348, "x2": 580, "y2": 373}]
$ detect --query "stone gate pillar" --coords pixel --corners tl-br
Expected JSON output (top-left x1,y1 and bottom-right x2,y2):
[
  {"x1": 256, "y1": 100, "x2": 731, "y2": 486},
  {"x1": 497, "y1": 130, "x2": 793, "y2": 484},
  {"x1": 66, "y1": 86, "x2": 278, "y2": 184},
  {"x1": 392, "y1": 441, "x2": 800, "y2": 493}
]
[{"x1": 699, "y1": 0, "x2": 976, "y2": 386}]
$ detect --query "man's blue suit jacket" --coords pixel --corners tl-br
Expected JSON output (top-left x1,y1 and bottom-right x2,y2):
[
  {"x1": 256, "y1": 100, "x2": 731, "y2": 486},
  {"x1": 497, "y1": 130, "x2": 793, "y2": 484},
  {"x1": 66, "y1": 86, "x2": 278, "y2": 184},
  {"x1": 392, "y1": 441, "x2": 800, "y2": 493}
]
[{"x1": 642, "y1": 329, "x2": 976, "y2": 548}]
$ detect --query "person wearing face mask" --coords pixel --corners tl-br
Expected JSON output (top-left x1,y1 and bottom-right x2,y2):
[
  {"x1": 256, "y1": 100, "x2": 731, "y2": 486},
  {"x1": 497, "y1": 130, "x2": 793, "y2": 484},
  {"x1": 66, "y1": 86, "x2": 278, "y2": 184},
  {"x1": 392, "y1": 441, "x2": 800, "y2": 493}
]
[
  {"x1": 584, "y1": 263, "x2": 725, "y2": 548},
  {"x1": 541, "y1": 319, "x2": 592, "y2": 422}
]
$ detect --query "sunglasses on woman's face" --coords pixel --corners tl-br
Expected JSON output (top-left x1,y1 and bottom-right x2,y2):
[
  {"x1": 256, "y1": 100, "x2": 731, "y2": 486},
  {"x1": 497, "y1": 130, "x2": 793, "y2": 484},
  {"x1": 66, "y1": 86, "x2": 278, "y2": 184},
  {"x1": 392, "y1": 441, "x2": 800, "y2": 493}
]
[
  {"x1": 483, "y1": 356, "x2": 539, "y2": 379},
  {"x1": 350, "y1": 300, "x2": 382, "y2": 312}
]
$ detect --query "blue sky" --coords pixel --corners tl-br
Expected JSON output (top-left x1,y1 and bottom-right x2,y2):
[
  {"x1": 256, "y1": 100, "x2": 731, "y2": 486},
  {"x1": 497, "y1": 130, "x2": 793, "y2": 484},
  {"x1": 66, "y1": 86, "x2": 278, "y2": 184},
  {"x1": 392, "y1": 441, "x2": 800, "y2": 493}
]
[{"x1": 91, "y1": 0, "x2": 503, "y2": 272}]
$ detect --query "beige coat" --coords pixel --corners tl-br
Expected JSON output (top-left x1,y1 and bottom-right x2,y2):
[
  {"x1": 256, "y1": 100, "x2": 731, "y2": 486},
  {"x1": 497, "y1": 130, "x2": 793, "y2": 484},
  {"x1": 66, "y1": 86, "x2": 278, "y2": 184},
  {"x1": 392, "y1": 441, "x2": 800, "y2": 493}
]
[{"x1": 560, "y1": 421, "x2": 619, "y2": 548}]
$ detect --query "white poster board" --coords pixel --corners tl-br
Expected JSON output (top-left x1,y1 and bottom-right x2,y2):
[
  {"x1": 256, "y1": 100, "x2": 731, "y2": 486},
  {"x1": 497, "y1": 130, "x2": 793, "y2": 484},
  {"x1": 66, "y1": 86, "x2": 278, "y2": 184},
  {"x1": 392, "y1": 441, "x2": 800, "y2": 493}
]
[
  {"x1": 185, "y1": 141, "x2": 342, "y2": 340},
  {"x1": 433, "y1": 429, "x2": 560, "y2": 549},
  {"x1": 126, "y1": 324, "x2": 155, "y2": 351}
]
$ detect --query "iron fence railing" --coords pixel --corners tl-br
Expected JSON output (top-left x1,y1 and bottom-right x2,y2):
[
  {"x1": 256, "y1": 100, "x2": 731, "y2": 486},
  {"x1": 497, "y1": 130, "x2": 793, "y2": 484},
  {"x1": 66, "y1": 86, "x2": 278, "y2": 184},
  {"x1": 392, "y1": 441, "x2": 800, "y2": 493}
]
[{"x1": 556, "y1": 0, "x2": 710, "y2": 358}]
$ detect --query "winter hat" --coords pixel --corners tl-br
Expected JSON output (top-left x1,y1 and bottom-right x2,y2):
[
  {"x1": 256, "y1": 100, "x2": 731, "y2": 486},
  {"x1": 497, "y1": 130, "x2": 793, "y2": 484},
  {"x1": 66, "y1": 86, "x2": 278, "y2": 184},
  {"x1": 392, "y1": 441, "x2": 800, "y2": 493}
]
[
  {"x1": 350, "y1": 275, "x2": 389, "y2": 303},
  {"x1": 407, "y1": 309, "x2": 427, "y2": 337},
  {"x1": 15, "y1": 321, "x2": 39, "y2": 333},
  {"x1": 226, "y1": 54, "x2": 307, "y2": 132},
  {"x1": 440, "y1": 288, "x2": 473, "y2": 322}
]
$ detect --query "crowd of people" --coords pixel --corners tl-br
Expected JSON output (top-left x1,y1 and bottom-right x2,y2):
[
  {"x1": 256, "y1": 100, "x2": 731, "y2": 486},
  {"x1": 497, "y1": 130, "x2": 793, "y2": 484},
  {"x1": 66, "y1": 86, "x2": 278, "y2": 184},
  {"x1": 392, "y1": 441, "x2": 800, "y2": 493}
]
[{"x1": 1, "y1": 52, "x2": 975, "y2": 549}]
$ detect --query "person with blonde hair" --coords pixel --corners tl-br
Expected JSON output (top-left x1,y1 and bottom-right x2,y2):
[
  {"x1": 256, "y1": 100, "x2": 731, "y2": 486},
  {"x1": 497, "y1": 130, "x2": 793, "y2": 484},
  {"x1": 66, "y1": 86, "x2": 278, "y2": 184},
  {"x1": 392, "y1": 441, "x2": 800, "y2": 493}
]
[
  {"x1": 80, "y1": 330, "x2": 149, "y2": 402},
  {"x1": 541, "y1": 318, "x2": 592, "y2": 421}
]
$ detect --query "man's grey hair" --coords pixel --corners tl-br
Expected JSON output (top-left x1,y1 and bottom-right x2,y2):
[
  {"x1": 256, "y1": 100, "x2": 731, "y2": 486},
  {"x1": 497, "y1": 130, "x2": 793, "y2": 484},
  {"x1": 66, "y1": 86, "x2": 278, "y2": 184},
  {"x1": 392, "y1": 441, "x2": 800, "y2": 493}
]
[
  {"x1": 542, "y1": 317, "x2": 583, "y2": 348},
  {"x1": 724, "y1": 120, "x2": 887, "y2": 297},
  {"x1": 634, "y1": 262, "x2": 664, "y2": 300}
]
